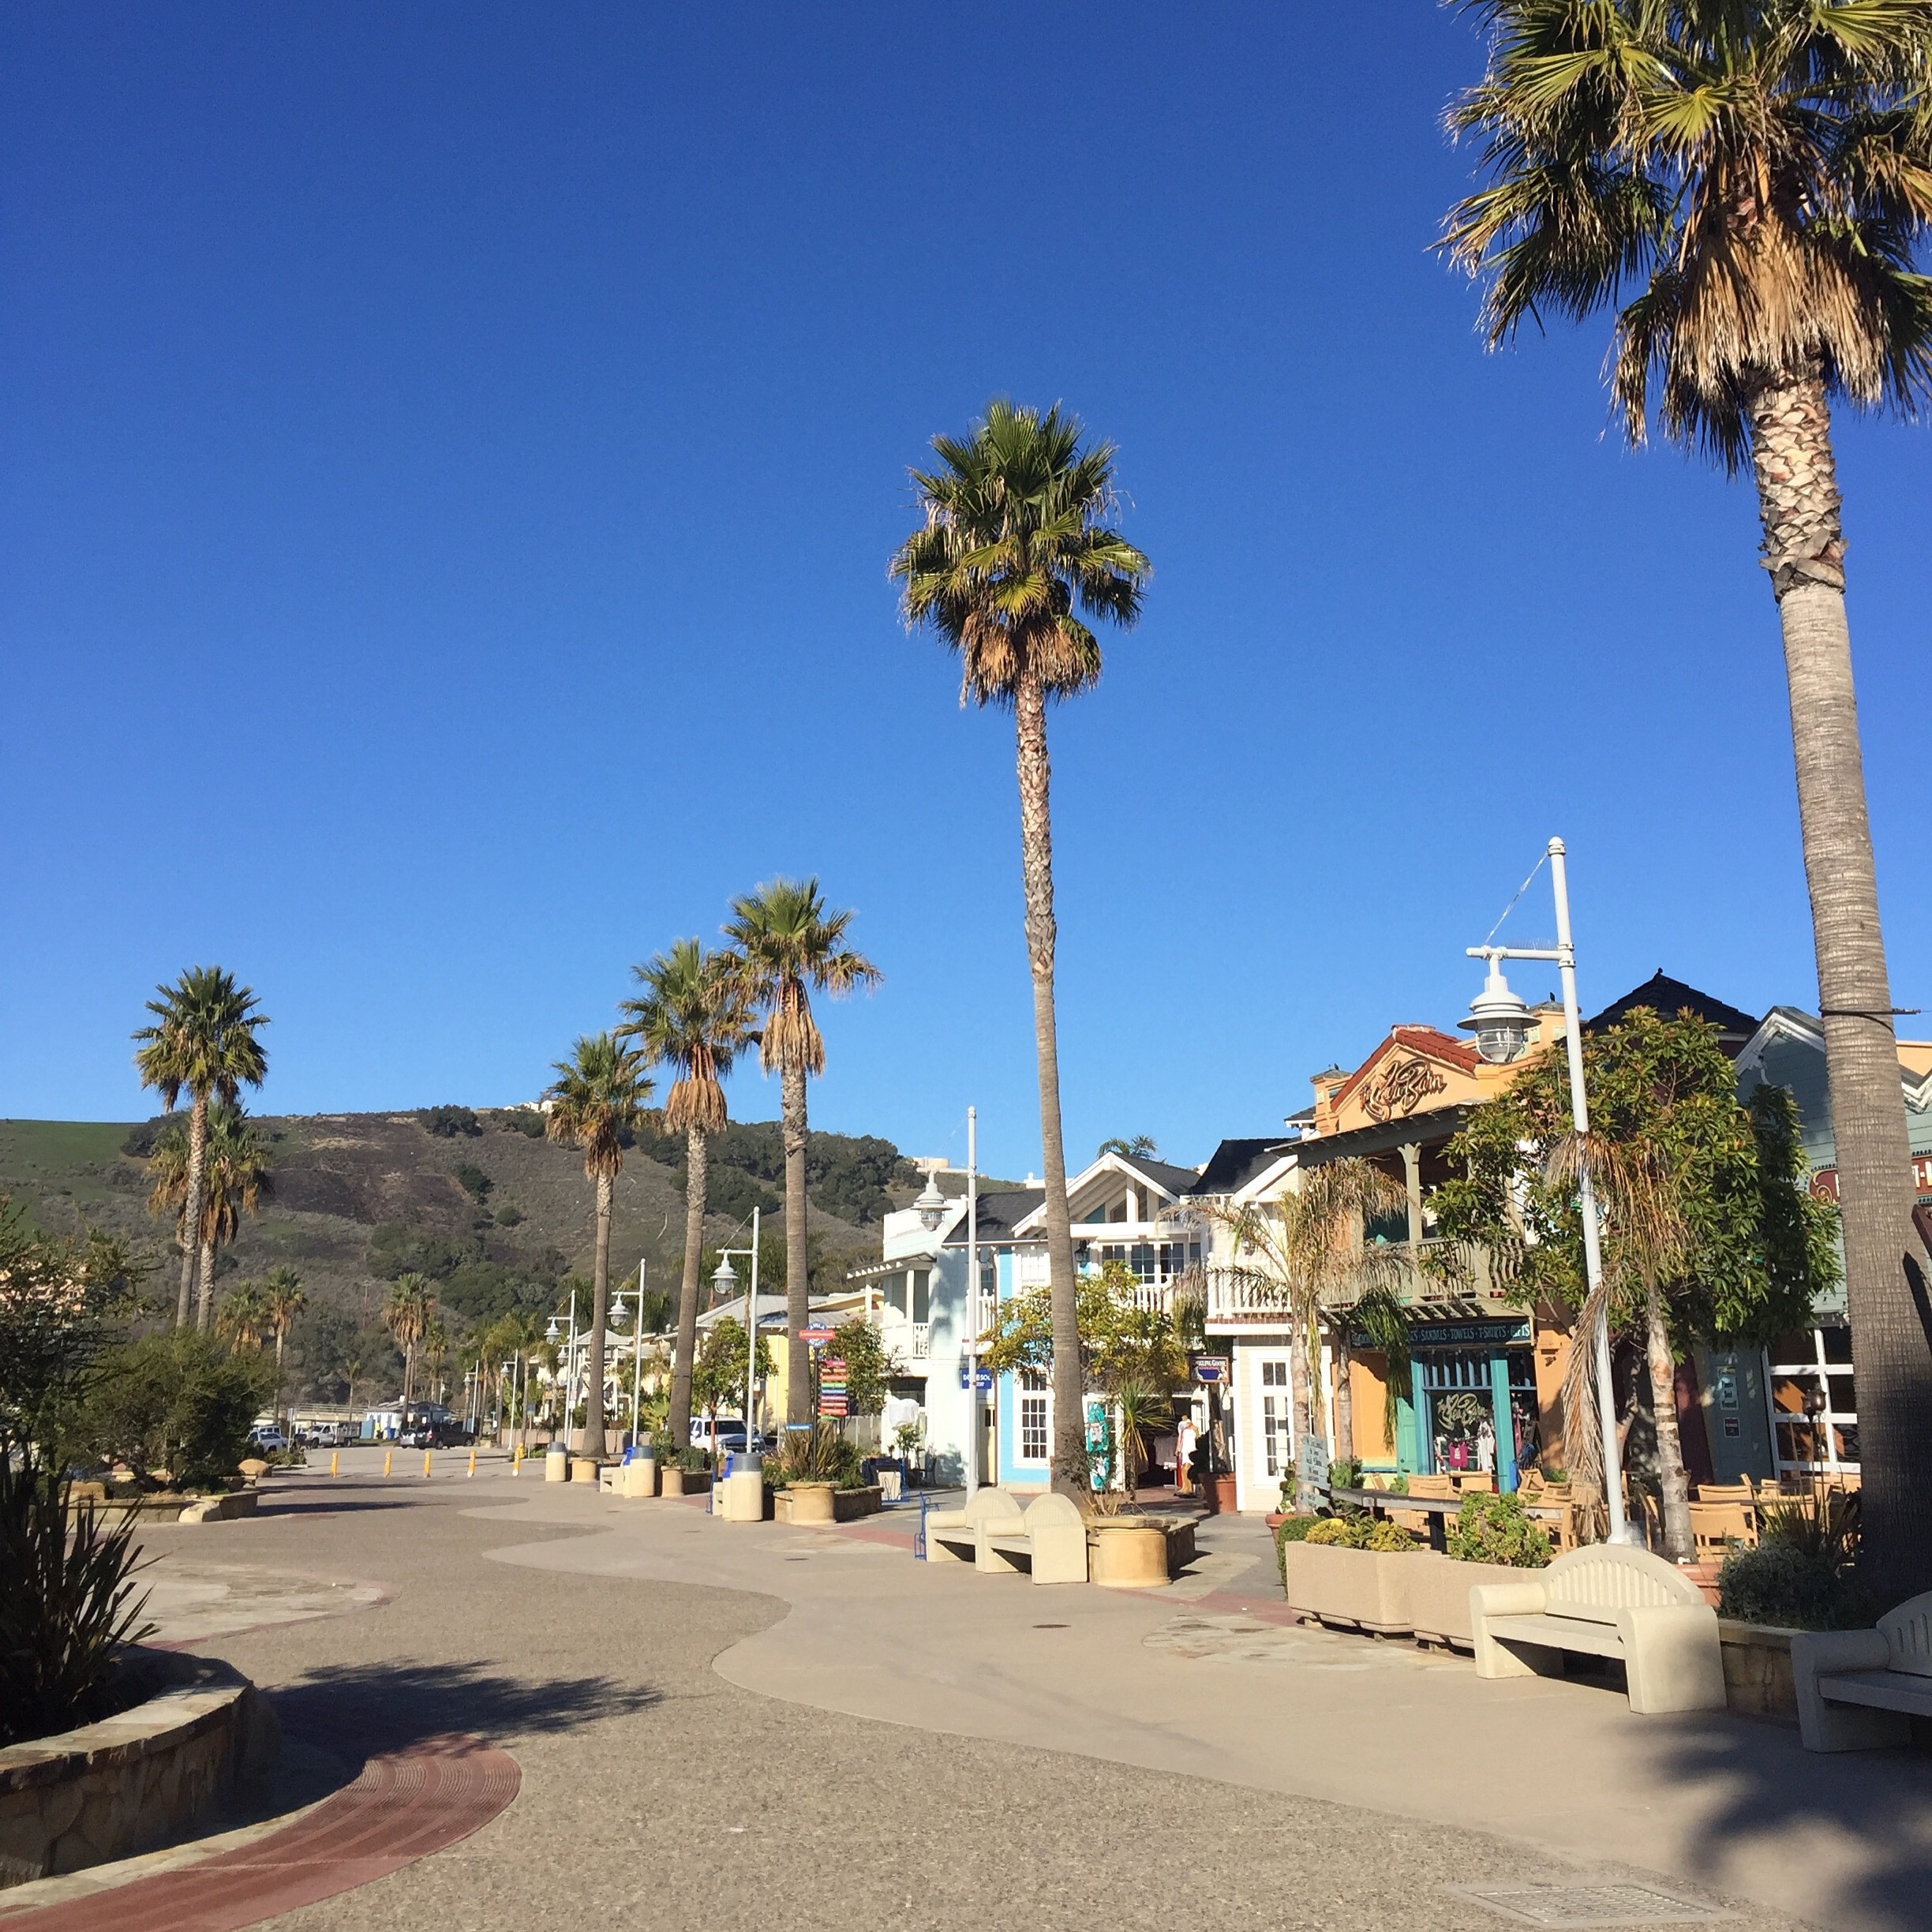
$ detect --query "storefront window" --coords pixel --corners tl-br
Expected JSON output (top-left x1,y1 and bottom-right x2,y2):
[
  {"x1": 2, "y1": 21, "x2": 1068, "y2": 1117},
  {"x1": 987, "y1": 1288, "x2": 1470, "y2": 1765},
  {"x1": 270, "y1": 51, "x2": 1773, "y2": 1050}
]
[
  {"x1": 1769, "y1": 1324, "x2": 1858, "y2": 1475},
  {"x1": 1416, "y1": 1349, "x2": 1537, "y2": 1476}
]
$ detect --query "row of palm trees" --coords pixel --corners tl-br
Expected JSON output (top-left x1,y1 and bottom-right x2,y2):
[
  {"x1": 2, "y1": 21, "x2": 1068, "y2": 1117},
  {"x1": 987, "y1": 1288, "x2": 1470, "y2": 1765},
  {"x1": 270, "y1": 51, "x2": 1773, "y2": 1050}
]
[
  {"x1": 543, "y1": 879, "x2": 878, "y2": 1460},
  {"x1": 877, "y1": 8, "x2": 1932, "y2": 1593},
  {"x1": 214, "y1": 1266, "x2": 306, "y2": 1418}
]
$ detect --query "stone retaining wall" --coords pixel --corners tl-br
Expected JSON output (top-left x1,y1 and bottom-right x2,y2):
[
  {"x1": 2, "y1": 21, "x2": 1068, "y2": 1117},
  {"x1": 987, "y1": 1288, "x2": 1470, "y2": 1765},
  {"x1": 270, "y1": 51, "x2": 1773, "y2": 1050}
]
[{"x1": 0, "y1": 1650, "x2": 280, "y2": 1887}]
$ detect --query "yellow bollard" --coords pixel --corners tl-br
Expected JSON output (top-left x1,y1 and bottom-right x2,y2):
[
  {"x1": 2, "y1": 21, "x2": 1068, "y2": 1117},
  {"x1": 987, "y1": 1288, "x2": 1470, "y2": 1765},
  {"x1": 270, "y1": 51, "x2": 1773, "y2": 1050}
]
[
  {"x1": 466, "y1": 1448, "x2": 477, "y2": 1478},
  {"x1": 384, "y1": 1449, "x2": 392, "y2": 1477},
  {"x1": 424, "y1": 1449, "x2": 433, "y2": 1479},
  {"x1": 330, "y1": 1451, "x2": 339, "y2": 1478},
  {"x1": 513, "y1": 1443, "x2": 523, "y2": 1476}
]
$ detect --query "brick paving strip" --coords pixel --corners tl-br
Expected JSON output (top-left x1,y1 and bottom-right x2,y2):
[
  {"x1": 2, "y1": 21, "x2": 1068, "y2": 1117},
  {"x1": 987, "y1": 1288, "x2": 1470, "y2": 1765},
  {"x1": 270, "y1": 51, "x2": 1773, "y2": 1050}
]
[{"x1": 0, "y1": 1731, "x2": 518, "y2": 1932}]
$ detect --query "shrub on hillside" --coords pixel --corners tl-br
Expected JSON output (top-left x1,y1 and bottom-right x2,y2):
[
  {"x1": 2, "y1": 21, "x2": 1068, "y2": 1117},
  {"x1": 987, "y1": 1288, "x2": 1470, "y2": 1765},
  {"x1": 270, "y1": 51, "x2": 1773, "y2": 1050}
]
[
  {"x1": 453, "y1": 1163, "x2": 493, "y2": 1202},
  {"x1": 420, "y1": 1106, "x2": 481, "y2": 1139}
]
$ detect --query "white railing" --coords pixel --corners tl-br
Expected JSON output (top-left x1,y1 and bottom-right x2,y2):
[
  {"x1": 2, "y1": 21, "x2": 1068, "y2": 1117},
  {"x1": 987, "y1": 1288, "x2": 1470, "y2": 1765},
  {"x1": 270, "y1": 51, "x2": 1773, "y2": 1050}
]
[
  {"x1": 910, "y1": 1322, "x2": 930, "y2": 1359},
  {"x1": 1205, "y1": 1240, "x2": 1494, "y2": 1323}
]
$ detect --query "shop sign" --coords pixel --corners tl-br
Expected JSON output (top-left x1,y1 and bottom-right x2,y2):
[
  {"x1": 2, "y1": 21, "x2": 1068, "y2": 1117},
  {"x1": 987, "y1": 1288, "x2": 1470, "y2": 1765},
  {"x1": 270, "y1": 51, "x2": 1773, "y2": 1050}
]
[
  {"x1": 1193, "y1": 1357, "x2": 1230, "y2": 1383},
  {"x1": 1809, "y1": 1156, "x2": 1932, "y2": 1202},
  {"x1": 1402, "y1": 1317, "x2": 1531, "y2": 1350}
]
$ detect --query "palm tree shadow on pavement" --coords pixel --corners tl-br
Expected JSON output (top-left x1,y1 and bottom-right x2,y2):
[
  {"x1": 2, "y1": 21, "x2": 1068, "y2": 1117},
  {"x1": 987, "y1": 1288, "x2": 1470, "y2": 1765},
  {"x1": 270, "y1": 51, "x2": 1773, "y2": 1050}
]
[
  {"x1": 1643, "y1": 1715, "x2": 1932, "y2": 1932},
  {"x1": 271, "y1": 1659, "x2": 663, "y2": 1763}
]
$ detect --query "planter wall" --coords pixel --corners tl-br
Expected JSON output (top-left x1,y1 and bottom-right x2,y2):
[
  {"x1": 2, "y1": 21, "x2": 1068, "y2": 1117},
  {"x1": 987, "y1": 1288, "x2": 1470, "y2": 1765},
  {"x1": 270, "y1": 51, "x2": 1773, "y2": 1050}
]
[
  {"x1": 771, "y1": 1484, "x2": 883, "y2": 1525},
  {"x1": 1718, "y1": 1619, "x2": 1799, "y2": 1720},
  {"x1": 0, "y1": 1652, "x2": 279, "y2": 1889},
  {"x1": 1406, "y1": 1552, "x2": 1541, "y2": 1650},
  {"x1": 1088, "y1": 1523, "x2": 1170, "y2": 1589},
  {"x1": 1285, "y1": 1542, "x2": 1417, "y2": 1634}
]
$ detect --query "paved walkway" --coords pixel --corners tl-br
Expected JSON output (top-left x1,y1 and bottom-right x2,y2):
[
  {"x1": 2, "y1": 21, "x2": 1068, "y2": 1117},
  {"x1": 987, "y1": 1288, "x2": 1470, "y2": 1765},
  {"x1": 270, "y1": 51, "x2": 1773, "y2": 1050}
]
[{"x1": 19, "y1": 1453, "x2": 1928, "y2": 1930}]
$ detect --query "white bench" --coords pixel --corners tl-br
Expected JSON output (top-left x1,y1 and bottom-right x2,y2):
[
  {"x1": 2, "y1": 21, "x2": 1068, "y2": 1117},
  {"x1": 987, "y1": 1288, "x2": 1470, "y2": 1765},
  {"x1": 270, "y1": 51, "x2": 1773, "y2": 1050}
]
[
  {"x1": 1792, "y1": 1591, "x2": 1932, "y2": 1751},
  {"x1": 1471, "y1": 1544, "x2": 1726, "y2": 1714},
  {"x1": 925, "y1": 1487, "x2": 1024, "y2": 1571},
  {"x1": 982, "y1": 1492, "x2": 1088, "y2": 1585}
]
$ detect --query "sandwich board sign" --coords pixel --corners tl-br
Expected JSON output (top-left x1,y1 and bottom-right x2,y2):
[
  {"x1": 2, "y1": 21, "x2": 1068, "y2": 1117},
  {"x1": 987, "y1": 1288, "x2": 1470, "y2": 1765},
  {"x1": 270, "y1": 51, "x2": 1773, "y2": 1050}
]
[{"x1": 1295, "y1": 1434, "x2": 1331, "y2": 1513}]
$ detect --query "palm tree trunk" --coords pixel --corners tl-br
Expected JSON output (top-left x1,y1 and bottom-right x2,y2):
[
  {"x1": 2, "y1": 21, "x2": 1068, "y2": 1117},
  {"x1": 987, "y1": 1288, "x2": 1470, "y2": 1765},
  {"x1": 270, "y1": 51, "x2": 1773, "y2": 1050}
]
[
  {"x1": 1014, "y1": 667, "x2": 1084, "y2": 1498},
  {"x1": 781, "y1": 1063, "x2": 811, "y2": 1426},
  {"x1": 582, "y1": 1173, "x2": 612, "y2": 1458},
  {"x1": 178, "y1": 1094, "x2": 208, "y2": 1327},
  {"x1": 274, "y1": 1331, "x2": 286, "y2": 1427},
  {"x1": 196, "y1": 1237, "x2": 216, "y2": 1331},
  {"x1": 669, "y1": 1126, "x2": 707, "y2": 1449},
  {"x1": 1645, "y1": 1287, "x2": 1694, "y2": 1562},
  {"x1": 1748, "y1": 370, "x2": 1931, "y2": 1600}
]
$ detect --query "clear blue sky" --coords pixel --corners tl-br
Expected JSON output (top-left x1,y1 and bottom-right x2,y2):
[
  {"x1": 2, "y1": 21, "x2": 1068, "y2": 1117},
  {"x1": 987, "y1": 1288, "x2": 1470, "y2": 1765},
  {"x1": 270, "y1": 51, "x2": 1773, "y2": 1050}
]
[{"x1": 4, "y1": 4, "x2": 1926, "y2": 1180}]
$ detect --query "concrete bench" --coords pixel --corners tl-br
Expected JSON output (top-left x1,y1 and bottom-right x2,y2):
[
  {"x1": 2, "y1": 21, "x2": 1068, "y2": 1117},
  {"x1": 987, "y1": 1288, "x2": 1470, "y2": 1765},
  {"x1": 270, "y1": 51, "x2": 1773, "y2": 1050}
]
[
  {"x1": 982, "y1": 1492, "x2": 1088, "y2": 1585},
  {"x1": 925, "y1": 1487, "x2": 1024, "y2": 1571},
  {"x1": 1793, "y1": 1591, "x2": 1932, "y2": 1751},
  {"x1": 1471, "y1": 1544, "x2": 1725, "y2": 1714}
]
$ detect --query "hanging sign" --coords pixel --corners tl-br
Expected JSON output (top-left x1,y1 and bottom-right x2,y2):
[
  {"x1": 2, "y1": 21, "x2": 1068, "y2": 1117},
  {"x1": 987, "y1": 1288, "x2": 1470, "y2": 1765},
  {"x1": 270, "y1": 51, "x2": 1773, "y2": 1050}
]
[
  {"x1": 799, "y1": 1325, "x2": 835, "y2": 1345},
  {"x1": 1193, "y1": 1357, "x2": 1229, "y2": 1383}
]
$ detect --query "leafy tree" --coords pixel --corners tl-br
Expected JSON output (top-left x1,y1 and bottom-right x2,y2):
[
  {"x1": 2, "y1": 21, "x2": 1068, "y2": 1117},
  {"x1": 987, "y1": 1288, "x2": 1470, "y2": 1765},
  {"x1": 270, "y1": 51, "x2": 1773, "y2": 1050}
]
[
  {"x1": 1099, "y1": 1135, "x2": 1159, "y2": 1159},
  {"x1": 145, "y1": 1103, "x2": 271, "y2": 1332},
  {"x1": 420, "y1": 1106, "x2": 481, "y2": 1138},
  {"x1": 132, "y1": 966, "x2": 269, "y2": 1327},
  {"x1": 1432, "y1": 1008, "x2": 1840, "y2": 1544},
  {"x1": 73, "y1": 1330, "x2": 270, "y2": 1488},
  {"x1": 262, "y1": 1266, "x2": 305, "y2": 1416},
  {"x1": 724, "y1": 880, "x2": 881, "y2": 1427},
  {"x1": 545, "y1": 1033, "x2": 653, "y2": 1457},
  {"x1": 453, "y1": 1163, "x2": 493, "y2": 1204},
  {"x1": 1443, "y1": 0, "x2": 1932, "y2": 1596},
  {"x1": 980, "y1": 1260, "x2": 1188, "y2": 1396},
  {"x1": 826, "y1": 1316, "x2": 897, "y2": 1419},
  {"x1": 215, "y1": 1282, "x2": 270, "y2": 1354},
  {"x1": 693, "y1": 1315, "x2": 774, "y2": 1439},
  {"x1": 894, "y1": 400, "x2": 1149, "y2": 1492},
  {"x1": 620, "y1": 938, "x2": 758, "y2": 1451}
]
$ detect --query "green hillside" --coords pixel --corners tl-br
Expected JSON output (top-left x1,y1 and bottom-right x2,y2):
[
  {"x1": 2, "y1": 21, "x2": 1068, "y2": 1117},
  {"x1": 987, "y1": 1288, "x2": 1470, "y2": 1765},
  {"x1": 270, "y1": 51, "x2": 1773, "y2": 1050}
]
[{"x1": 0, "y1": 1108, "x2": 915, "y2": 1406}]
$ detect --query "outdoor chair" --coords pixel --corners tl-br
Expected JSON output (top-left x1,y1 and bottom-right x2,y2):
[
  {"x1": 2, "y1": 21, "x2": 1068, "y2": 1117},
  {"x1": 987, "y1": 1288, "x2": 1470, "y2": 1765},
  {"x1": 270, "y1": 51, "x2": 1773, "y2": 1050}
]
[
  {"x1": 1688, "y1": 1497, "x2": 1758, "y2": 1559},
  {"x1": 923, "y1": 1486, "x2": 1023, "y2": 1571}
]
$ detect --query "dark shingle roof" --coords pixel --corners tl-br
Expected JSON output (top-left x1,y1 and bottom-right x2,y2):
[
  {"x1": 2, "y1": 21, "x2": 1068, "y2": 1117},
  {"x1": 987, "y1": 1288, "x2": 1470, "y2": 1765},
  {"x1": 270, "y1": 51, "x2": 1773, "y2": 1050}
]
[
  {"x1": 943, "y1": 1187, "x2": 1045, "y2": 1242},
  {"x1": 1584, "y1": 972, "x2": 1759, "y2": 1047},
  {"x1": 1118, "y1": 1155, "x2": 1205, "y2": 1196},
  {"x1": 1186, "y1": 1137, "x2": 1292, "y2": 1196}
]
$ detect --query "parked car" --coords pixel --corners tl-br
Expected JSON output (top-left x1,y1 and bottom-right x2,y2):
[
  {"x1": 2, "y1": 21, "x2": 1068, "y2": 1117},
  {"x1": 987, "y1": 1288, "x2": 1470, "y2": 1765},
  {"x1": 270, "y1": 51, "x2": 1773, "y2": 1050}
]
[
  {"x1": 247, "y1": 1423, "x2": 286, "y2": 1453},
  {"x1": 302, "y1": 1422, "x2": 349, "y2": 1449},
  {"x1": 688, "y1": 1418, "x2": 751, "y2": 1457}
]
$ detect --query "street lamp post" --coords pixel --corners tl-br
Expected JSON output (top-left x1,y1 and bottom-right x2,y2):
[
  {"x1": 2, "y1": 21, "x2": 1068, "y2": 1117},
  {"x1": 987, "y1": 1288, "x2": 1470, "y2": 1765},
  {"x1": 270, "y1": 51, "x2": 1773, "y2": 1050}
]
[
  {"x1": 1463, "y1": 836, "x2": 1631, "y2": 1544},
  {"x1": 710, "y1": 1207, "x2": 762, "y2": 1458}
]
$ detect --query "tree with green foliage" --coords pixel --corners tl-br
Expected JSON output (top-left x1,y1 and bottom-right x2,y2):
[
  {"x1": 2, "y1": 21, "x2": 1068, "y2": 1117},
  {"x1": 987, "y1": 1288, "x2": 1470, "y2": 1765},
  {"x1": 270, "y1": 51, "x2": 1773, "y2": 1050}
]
[
  {"x1": 384, "y1": 1274, "x2": 435, "y2": 1410},
  {"x1": 1443, "y1": 0, "x2": 1932, "y2": 1596},
  {"x1": 620, "y1": 938, "x2": 757, "y2": 1451},
  {"x1": 980, "y1": 1260, "x2": 1189, "y2": 1401},
  {"x1": 1432, "y1": 1008, "x2": 1840, "y2": 1552},
  {"x1": 723, "y1": 880, "x2": 880, "y2": 1428},
  {"x1": 146, "y1": 1103, "x2": 271, "y2": 1332},
  {"x1": 893, "y1": 400, "x2": 1150, "y2": 1494},
  {"x1": 133, "y1": 967, "x2": 269, "y2": 1328},
  {"x1": 215, "y1": 1282, "x2": 270, "y2": 1354},
  {"x1": 1099, "y1": 1135, "x2": 1159, "y2": 1159},
  {"x1": 826, "y1": 1316, "x2": 898, "y2": 1419},
  {"x1": 72, "y1": 1329, "x2": 271, "y2": 1488},
  {"x1": 545, "y1": 1033, "x2": 654, "y2": 1458},
  {"x1": 262, "y1": 1267, "x2": 305, "y2": 1419},
  {"x1": 692, "y1": 1316, "x2": 773, "y2": 1441}
]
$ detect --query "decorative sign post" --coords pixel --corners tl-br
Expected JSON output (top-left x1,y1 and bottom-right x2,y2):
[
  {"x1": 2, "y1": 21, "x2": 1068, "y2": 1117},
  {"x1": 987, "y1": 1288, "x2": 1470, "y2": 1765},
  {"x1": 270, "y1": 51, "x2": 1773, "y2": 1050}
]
[
  {"x1": 818, "y1": 1357, "x2": 848, "y2": 1419},
  {"x1": 1295, "y1": 1432, "x2": 1331, "y2": 1516}
]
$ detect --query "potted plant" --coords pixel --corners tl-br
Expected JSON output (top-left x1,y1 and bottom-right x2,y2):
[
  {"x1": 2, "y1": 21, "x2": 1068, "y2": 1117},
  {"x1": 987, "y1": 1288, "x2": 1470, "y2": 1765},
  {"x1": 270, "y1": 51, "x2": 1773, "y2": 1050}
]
[{"x1": 1284, "y1": 1511, "x2": 1421, "y2": 1633}]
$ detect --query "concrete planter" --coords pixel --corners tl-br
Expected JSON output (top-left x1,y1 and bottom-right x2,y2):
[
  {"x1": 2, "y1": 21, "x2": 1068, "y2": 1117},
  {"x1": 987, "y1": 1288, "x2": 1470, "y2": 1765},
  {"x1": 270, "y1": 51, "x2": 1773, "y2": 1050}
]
[
  {"x1": 175, "y1": 1490, "x2": 260, "y2": 1526},
  {"x1": 772, "y1": 1483, "x2": 882, "y2": 1525},
  {"x1": 1285, "y1": 1541, "x2": 1417, "y2": 1634},
  {"x1": 567, "y1": 1458, "x2": 602, "y2": 1486},
  {"x1": 1406, "y1": 1552, "x2": 1543, "y2": 1650},
  {"x1": 1088, "y1": 1522, "x2": 1170, "y2": 1588},
  {"x1": 1718, "y1": 1619, "x2": 1800, "y2": 1720},
  {"x1": 0, "y1": 1651, "x2": 279, "y2": 1888},
  {"x1": 660, "y1": 1467, "x2": 712, "y2": 1499}
]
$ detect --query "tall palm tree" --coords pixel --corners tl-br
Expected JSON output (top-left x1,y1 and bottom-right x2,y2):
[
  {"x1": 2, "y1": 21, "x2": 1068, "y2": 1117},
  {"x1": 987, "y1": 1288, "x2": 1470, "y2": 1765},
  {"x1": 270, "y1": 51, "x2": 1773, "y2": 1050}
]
[
  {"x1": 384, "y1": 1274, "x2": 434, "y2": 1411},
  {"x1": 263, "y1": 1266, "x2": 305, "y2": 1424},
  {"x1": 133, "y1": 966, "x2": 269, "y2": 1327},
  {"x1": 215, "y1": 1282, "x2": 270, "y2": 1354},
  {"x1": 195, "y1": 1104, "x2": 271, "y2": 1331},
  {"x1": 723, "y1": 880, "x2": 880, "y2": 1427},
  {"x1": 545, "y1": 1033, "x2": 654, "y2": 1458},
  {"x1": 1443, "y1": 0, "x2": 1932, "y2": 1594},
  {"x1": 148, "y1": 1103, "x2": 271, "y2": 1331},
  {"x1": 619, "y1": 939, "x2": 757, "y2": 1450},
  {"x1": 893, "y1": 400, "x2": 1150, "y2": 1491}
]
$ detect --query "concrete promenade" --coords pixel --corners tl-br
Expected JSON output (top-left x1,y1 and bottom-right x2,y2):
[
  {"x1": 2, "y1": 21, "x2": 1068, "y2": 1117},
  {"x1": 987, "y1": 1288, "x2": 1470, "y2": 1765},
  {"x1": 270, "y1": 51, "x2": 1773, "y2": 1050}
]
[{"x1": 21, "y1": 1450, "x2": 1929, "y2": 1931}]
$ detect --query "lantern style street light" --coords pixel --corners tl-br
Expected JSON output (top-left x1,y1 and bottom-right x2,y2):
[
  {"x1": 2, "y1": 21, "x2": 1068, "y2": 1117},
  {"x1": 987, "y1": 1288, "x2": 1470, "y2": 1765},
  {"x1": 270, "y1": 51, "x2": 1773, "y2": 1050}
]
[
  {"x1": 914, "y1": 1170, "x2": 948, "y2": 1230},
  {"x1": 710, "y1": 1206, "x2": 762, "y2": 1458},
  {"x1": 1464, "y1": 837, "x2": 1634, "y2": 1545}
]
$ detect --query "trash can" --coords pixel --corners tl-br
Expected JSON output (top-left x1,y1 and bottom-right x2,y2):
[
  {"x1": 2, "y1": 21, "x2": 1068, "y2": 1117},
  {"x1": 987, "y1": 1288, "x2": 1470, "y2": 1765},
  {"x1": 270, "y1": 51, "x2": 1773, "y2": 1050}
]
[{"x1": 720, "y1": 1452, "x2": 764, "y2": 1522}]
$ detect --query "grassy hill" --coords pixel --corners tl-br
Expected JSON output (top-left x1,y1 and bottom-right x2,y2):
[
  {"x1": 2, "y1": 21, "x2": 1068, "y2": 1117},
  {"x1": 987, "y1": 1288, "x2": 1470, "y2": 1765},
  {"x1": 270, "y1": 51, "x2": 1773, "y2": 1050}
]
[{"x1": 0, "y1": 1107, "x2": 915, "y2": 1406}]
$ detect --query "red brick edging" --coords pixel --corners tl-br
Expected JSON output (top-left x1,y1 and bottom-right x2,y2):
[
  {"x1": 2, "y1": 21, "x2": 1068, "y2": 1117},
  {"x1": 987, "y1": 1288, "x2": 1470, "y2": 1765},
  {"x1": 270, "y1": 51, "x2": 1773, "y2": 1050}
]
[{"x1": 2, "y1": 1732, "x2": 519, "y2": 1932}]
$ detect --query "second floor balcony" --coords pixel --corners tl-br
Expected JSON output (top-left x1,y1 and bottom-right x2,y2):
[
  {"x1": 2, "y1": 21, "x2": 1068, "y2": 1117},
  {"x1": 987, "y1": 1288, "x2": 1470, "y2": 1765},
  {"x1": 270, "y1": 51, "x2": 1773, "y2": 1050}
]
[{"x1": 1204, "y1": 1237, "x2": 1503, "y2": 1327}]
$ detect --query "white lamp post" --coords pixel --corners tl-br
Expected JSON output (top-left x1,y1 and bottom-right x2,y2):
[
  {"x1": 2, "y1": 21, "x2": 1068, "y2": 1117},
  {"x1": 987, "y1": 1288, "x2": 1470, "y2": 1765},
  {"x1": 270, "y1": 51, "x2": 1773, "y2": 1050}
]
[
  {"x1": 1463, "y1": 836, "x2": 1631, "y2": 1544},
  {"x1": 711, "y1": 1205, "x2": 762, "y2": 1459}
]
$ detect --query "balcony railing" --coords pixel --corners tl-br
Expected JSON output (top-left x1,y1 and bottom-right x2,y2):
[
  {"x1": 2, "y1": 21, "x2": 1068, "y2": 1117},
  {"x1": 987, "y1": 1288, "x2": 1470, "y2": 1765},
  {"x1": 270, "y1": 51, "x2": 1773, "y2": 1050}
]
[{"x1": 1204, "y1": 1239, "x2": 1496, "y2": 1324}]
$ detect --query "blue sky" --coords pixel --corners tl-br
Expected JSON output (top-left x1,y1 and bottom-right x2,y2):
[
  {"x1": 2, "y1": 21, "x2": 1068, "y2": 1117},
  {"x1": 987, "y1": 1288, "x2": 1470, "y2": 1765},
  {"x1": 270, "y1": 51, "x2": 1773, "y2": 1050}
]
[{"x1": 3, "y1": 4, "x2": 1926, "y2": 1180}]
